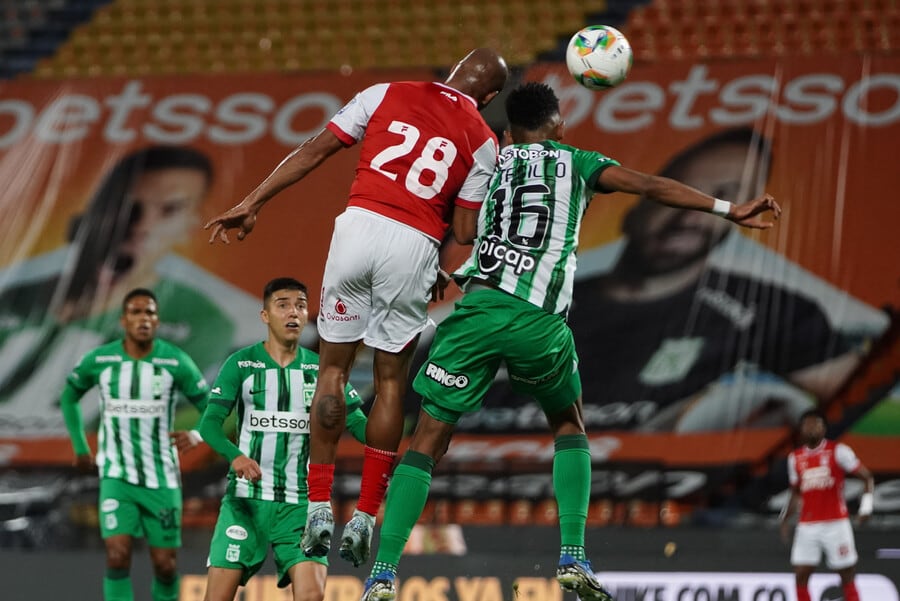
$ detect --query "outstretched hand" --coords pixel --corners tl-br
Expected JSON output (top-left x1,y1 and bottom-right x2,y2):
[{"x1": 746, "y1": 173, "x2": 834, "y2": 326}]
[
  {"x1": 204, "y1": 201, "x2": 259, "y2": 244},
  {"x1": 728, "y1": 193, "x2": 782, "y2": 229}
]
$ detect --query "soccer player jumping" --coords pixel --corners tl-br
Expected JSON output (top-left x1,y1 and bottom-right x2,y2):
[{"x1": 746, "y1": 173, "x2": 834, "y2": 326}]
[{"x1": 360, "y1": 82, "x2": 780, "y2": 601}]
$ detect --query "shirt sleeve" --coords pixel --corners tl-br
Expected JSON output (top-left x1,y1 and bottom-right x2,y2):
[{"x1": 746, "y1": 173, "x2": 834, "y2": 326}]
[
  {"x1": 577, "y1": 149, "x2": 621, "y2": 193},
  {"x1": 835, "y1": 443, "x2": 861, "y2": 473},
  {"x1": 787, "y1": 453, "x2": 798, "y2": 486},
  {"x1": 327, "y1": 83, "x2": 390, "y2": 145},
  {"x1": 177, "y1": 351, "x2": 210, "y2": 413},
  {"x1": 455, "y1": 136, "x2": 498, "y2": 208},
  {"x1": 209, "y1": 354, "x2": 242, "y2": 411}
]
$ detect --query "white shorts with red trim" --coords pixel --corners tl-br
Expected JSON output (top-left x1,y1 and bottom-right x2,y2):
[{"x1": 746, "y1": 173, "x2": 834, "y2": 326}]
[
  {"x1": 317, "y1": 208, "x2": 439, "y2": 353},
  {"x1": 791, "y1": 518, "x2": 858, "y2": 569}
]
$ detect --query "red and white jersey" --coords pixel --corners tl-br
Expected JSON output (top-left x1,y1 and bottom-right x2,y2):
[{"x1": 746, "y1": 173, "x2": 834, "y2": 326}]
[
  {"x1": 327, "y1": 81, "x2": 498, "y2": 241},
  {"x1": 788, "y1": 439, "x2": 861, "y2": 523}
]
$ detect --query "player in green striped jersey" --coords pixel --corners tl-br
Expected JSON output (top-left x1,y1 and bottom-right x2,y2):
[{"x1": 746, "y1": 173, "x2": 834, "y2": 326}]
[
  {"x1": 362, "y1": 83, "x2": 781, "y2": 601},
  {"x1": 199, "y1": 277, "x2": 367, "y2": 601},
  {"x1": 61, "y1": 288, "x2": 210, "y2": 601}
]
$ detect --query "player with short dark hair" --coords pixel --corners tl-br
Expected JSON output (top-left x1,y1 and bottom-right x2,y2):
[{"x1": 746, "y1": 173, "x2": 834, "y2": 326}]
[
  {"x1": 60, "y1": 288, "x2": 210, "y2": 601},
  {"x1": 780, "y1": 409, "x2": 874, "y2": 601},
  {"x1": 198, "y1": 277, "x2": 367, "y2": 601},
  {"x1": 205, "y1": 48, "x2": 510, "y2": 567},
  {"x1": 361, "y1": 82, "x2": 780, "y2": 601}
]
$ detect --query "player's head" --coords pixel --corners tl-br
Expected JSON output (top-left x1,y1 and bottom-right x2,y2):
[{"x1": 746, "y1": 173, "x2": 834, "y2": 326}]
[
  {"x1": 120, "y1": 288, "x2": 159, "y2": 345},
  {"x1": 261, "y1": 277, "x2": 309, "y2": 345},
  {"x1": 798, "y1": 408, "x2": 827, "y2": 447},
  {"x1": 66, "y1": 146, "x2": 213, "y2": 295},
  {"x1": 504, "y1": 82, "x2": 564, "y2": 145},
  {"x1": 620, "y1": 127, "x2": 772, "y2": 276},
  {"x1": 445, "y1": 48, "x2": 509, "y2": 110}
]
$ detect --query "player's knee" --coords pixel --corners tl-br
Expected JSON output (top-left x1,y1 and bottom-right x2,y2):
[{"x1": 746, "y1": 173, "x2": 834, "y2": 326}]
[
  {"x1": 151, "y1": 551, "x2": 178, "y2": 580},
  {"x1": 294, "y1": 582, "x2": 326, "y2": 601},
  {"x1": 105, "y1": 540, "x2": 132, "y2": 570}
]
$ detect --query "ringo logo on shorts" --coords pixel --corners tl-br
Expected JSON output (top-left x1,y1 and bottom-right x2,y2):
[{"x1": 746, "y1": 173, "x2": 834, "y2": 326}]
[{"x1": 424, "y1": 363, "x2": 469, "y2": 388}]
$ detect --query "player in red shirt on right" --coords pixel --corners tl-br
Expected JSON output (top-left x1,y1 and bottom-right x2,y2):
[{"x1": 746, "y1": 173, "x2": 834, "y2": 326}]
[
  {"x1": 780, "y1": 409, "x2": 874, "y2": 601},
  {"x1": 205, "y1": 48, "x2": 509, "y2": 568}
]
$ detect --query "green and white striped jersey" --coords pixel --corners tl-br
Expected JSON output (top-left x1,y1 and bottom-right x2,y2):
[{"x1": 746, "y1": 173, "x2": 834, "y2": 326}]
[
  {"x1": 455, "y1": 141, "x2": 619, "y2": 315},
  {"x1": 65, "y1": 339, "x2": 209, "y2": 489},
  {"x1": 210, "y1": 343, "x2": 362, "y2": 504}
]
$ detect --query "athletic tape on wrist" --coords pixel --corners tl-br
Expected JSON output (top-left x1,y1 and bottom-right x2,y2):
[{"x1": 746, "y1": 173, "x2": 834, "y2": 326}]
[{"x1": 712, "y1": 198, "x2": 733, "y2": 217}]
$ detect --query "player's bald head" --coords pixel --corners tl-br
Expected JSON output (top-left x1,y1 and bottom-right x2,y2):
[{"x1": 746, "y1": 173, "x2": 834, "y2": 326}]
[{"x1": 445, "y1": 48, "x2": 509, "y2": 109}]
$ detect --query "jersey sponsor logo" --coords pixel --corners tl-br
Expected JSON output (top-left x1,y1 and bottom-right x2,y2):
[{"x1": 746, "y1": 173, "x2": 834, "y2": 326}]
[
  {"x1": 696, "y1": 287, "x2": 756, "y2": 330},
  {"x1": 440, "y1": 90, "x2": 458, "y2": 102},
  {"x1": 105, "y1": 398, "x2": 167, "y2": 418},
  {"x1": 499, "y1": 146, "x2": 561, "y2": 167},
  {"x1": 101, "y1": 499, "x2": 119, "y2": 512},
  {"x1": 211, "y1": 387, "x2": 222, "y2": 395},
  {"x1": 334, "y1": 299, "x2": 348, "y2": 315},
  {"x1": 95, "y1": 355, "x2": 122, "y2": 363},
  {"x1": 477, "y1": 235, "x2": 536, "y2": 276},
  {"x1": 301, "y1": 363, "x2": 318, "y2": 371},
  {"x1": 325, "y1": 298, "x2": 360, "y2": 322},
  {"x1": 226, "y1": 543, "x2": 240, "y2": 562},
  {"x1": 151, "y1": 357, "x2": 179, "y2": 367},
  {"x1": 424, "y1": 363, "x2": 470, "y2": 389},
  {"x1": 247, "y1": 410, "x2": 311, "y2": 433},
  {"x1": 237, "y1": 360, "x2": 266, "y2": 368},
  {"x1": 225, "y1": 525, "x2": 248, "y2": 540},
  {"x1": 800, "y1": 465, "x2": 836, "y2": 491}
]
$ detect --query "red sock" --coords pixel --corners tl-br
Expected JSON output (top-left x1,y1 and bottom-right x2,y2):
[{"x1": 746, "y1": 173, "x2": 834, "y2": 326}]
[
  {"x1": 356, "y1": 446, "x2": 397, "y2": 516},
  {"x1": 843, "y1": 582, "x2": 860, "y2": 601},
  {"x1": 307, "y1": 464, "x2": 335, "y2": 502},
  {"x1": 796, "y1": 586, "x2": 811, "y2": 601}
]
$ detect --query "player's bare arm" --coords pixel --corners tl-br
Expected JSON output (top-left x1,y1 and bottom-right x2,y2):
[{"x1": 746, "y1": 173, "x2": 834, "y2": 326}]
[
  {"x1": 854, "y1": 463, "x2": 875, "y2": 524},
  {"x1": 598, "y1": 165, "x2": 782, "y2": 229},
  {"x1": 204, "y1": 129, "x2": 345, "y2": 244},
  {"x1": 779, "y1": 486, "x2": 801, "y2": 543},
  {"x1": 451, "y1": 206, "x2": 480, "y2": 245}
]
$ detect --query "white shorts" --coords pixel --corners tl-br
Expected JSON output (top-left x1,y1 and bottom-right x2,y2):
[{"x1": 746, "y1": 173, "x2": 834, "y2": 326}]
[
  {"x1": 317, "y1": 208, "x2": 439, "y2": 353},
  {"x1": 791, "y1": 518, "x2": 858, "y2": 569}
]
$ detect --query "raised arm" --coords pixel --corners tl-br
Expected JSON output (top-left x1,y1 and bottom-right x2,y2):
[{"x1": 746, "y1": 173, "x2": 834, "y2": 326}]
[
  {"x1": 598, "y1": 165, "x2": 781, "y2": 229},
  {"x1": 205, "y1": 128, "x2": 345, "y2": 244}
]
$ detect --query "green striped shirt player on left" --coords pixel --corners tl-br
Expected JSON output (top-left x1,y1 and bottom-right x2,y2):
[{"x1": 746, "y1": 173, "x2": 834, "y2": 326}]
[{"x1": 60, "y1": 288, "x2": 210, "y2": 601}]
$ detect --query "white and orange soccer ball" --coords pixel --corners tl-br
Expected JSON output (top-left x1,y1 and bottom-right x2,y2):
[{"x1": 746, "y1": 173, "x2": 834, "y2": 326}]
[{"x1": 565, "y1": 25, "x2": 633, "y2": 90}]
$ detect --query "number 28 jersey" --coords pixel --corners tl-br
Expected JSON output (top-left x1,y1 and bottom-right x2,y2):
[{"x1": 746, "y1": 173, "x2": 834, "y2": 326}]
[
  {"x1": 455, "y1": 141, "x2": 619, "y2": 315},
  {"x1": 327, "y1": 81, "x2": 498, "y2": 242}
]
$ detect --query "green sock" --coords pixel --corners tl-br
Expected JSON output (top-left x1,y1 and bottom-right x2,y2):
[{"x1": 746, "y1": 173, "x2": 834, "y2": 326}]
[
  {"x1": 369, "y1": 451, "x2": 434, "y2": 579},
  {"x1": 152, "y1": 574, "x2": 180, "y2": 601},
  {"x1": 103, "y1": 569, "x2": 134, "y2": 601},
  {"x1": 554, "y1": 434, "x2": 590, "y2": 562}
]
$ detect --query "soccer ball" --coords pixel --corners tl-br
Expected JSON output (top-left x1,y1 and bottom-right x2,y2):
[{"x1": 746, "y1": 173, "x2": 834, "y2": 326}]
[{"x1": 565, "y1": 25, "x2": 633, "y2": 90}]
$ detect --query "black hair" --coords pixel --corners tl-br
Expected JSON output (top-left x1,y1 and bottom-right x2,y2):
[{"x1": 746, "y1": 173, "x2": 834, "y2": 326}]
[
  {"x1": 121, "y1": 287, "x2": 157, "y2": 313},
  {"x1": 505, "y1": 82, "x2": 560, "y2": 131},
  {"x1": 799, "y1": 408, "x2": 827, "y2": 425},
  {"x1": 62, "y1": 146, "x2": 213, "y2": 307},
  {"x1": 263, "y1": 277, "x2": 308, "y2": 305}
]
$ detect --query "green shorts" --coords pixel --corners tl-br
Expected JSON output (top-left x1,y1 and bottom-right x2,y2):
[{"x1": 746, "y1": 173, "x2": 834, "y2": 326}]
[
  {"x1": 99, "y1": 478, "x2": 182, "y2": 548},
  {"x1": 208, "y1": 495, "x2": 326, "y2": 588},
  {"x1": 413, "y1": 287, "x2": 581, "y2": 424}
]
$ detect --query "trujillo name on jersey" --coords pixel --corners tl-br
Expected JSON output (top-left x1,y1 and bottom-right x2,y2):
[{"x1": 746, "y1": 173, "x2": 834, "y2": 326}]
[
  {"x1": 210, "y1": 343, "x2": 361, "y2": 504},
  {"x1": 455, "y1": 141, "x2": 619, "y2": 315}
]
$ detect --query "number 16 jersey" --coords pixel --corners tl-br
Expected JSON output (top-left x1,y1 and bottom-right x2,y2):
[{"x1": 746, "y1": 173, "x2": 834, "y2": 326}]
[
  {"x1": 327, "y1": 81, "x2": 498, "y2": 242},
  {"x1": 455, "y1": 140, "x2": 619, "y2": 315}
]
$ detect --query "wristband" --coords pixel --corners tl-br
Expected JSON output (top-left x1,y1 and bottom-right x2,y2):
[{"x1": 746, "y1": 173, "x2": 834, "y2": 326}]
[
  {"x1": 712, "y1": 198, "x2": 732, "y2": 217},
  {"x1": 188, "y1": 429, "x2": 203, "y2": 446},
  {"x1": 859, "y1": 492, "x2": 874, "y2": 516}
]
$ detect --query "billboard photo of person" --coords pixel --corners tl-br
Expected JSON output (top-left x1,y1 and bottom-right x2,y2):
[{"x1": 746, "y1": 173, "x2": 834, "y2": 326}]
[
  {"x1": 402, "y1": 128, "x2": 889, "y2": 435},
  {"x1": 0, "y1": 145, "x2": 262, "y2": 442}
]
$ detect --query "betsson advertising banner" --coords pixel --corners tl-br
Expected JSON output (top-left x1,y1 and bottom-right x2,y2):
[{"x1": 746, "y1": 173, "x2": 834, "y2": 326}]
[{"x1": 0, "y1": 57, "x2": 897, "y2": 474}]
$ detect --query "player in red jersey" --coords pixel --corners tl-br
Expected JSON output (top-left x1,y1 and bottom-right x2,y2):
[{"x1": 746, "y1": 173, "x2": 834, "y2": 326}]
[
  {"x1": 779, "y1": 409, "x2": 874, "y2": 601},
  {"x1": 205, "y1": 48, "x2": 509, "y2": 567}
]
